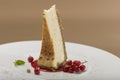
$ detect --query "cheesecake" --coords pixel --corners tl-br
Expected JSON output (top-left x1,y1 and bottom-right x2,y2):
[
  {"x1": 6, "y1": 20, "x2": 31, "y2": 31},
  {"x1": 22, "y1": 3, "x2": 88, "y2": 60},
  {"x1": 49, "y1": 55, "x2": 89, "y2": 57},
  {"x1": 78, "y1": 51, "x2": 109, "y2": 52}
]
[{"x1": 37, "y1": 5, "x2": 67, "y2": 70}]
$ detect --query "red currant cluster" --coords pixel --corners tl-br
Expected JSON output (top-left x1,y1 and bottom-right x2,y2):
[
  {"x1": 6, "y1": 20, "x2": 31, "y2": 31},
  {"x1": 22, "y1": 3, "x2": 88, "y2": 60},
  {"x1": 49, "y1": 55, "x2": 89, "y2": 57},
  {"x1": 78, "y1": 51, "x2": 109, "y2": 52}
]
[
  {"x1": 27, "y1": 56, "x2": 86, "y2": 75},
  {"x1": 28, "y1": 56, "x2": 40, "y2": 75},
  {"x1": 63, "y1": 60, "x2": 86, "y2": 73}
]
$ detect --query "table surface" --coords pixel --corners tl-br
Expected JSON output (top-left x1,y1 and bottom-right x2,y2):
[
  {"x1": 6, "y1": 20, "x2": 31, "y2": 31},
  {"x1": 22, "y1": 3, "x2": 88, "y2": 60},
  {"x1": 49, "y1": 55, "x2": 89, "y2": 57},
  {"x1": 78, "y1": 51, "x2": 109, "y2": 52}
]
[{"x1": 0, "y1": 0, "x2": 120, "y2": 57}]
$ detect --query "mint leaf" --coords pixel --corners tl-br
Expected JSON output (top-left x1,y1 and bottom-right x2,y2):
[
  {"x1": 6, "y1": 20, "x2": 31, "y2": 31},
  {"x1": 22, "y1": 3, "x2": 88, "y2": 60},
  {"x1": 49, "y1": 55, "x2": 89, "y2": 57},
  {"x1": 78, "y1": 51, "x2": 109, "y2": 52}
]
[{"x1": 14, "y1": 60, "x2": 25, "y2": 66}]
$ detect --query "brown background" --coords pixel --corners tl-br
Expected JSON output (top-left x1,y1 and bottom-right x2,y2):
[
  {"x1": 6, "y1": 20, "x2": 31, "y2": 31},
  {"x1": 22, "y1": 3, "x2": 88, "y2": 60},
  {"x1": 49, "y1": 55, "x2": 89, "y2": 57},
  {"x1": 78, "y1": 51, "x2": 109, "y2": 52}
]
[{"x1": 0, "y1": 0, "x2": 120, "y2": 57}]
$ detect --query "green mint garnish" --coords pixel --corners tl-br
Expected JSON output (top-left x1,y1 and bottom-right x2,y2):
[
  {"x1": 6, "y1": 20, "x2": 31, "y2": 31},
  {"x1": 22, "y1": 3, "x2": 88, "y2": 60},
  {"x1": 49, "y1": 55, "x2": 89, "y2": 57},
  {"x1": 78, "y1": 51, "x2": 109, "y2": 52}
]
[{"x1": 14, "y1": 60, "x2": 25, "y2": 66}]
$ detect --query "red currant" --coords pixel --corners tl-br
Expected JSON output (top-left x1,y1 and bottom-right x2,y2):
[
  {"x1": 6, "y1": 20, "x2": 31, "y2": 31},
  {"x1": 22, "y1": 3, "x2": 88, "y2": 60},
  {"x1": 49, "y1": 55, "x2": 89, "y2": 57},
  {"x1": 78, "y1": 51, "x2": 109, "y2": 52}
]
[
  {"x1": 31, "y1": 60, "x2": 38, "y2": 68},
  {"x1": 70, "y1": 65, "x2": 79, "y2": 72},
  {"x1": 73, "y1": 60, "x2": 81, "y2": 66},
  {"x1": 71, "y1": 65, "x2": 75, "y2": 69},
  {"x1": 63, "y1": 67, "x2": 69, "y2": 72},
  {"x1": 66, "y1": 60, "x2": 72, "y2": 65},
  {"x1": 68, "y1": 67, "x2": 74, "y2": 73},
  {"x1": 28, "y1": 56, "x2": 34, "y2": 63},
  {"x1": 79, "y1": 65, "x2": 86, "y2": 71},
  {"x1": 74, "y1": 66, "x2": 80, "y2": 72},
  {"x1": 34, "y1": 68, "x2": 40, "y2": 75}
]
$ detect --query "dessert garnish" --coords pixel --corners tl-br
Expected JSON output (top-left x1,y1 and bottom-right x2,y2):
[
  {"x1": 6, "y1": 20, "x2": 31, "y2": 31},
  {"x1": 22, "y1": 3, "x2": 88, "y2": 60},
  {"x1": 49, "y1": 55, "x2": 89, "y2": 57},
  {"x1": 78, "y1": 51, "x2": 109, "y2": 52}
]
[
  {"x1": 26, "y1": 69, "x2": 31, "y2": 73},
  {"x1": 34, "y1": 67, "x2": 40, "y2": 75},
  {"x1": 14, "y1": 60, "x2": 25, "y2": 66},
  {"x1": 28, "y1": 56, "x2": 34, "y2": 63},
  {"x1": 63, "y1": 60, "x2": 86, "y2": 73},
  {"x1": 27, "y1": 56, "x2": 86, "y2": 75}
]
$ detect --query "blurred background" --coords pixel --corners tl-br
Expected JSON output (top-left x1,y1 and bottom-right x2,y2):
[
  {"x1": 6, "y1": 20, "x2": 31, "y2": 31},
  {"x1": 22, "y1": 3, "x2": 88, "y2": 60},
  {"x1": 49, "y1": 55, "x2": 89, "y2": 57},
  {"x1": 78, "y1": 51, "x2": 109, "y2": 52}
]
[{"x1": 0, "y1": 0, "x2": 120, "y2": 57}]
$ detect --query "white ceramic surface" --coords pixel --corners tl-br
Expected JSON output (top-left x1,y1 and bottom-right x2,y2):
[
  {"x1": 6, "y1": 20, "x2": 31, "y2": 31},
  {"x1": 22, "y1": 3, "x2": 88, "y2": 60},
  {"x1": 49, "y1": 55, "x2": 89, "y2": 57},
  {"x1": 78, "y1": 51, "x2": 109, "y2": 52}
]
[{"x1": 0, "y1": 41, "x2": 120, "y2": 80}]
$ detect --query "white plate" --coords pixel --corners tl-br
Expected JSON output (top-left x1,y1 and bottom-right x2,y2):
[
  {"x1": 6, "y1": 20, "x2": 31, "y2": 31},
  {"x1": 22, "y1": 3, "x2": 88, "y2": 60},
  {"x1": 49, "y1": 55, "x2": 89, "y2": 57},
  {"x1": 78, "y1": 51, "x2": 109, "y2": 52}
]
[{"x1": 0, "y1": 41, "x2": 120, "y2": 80}]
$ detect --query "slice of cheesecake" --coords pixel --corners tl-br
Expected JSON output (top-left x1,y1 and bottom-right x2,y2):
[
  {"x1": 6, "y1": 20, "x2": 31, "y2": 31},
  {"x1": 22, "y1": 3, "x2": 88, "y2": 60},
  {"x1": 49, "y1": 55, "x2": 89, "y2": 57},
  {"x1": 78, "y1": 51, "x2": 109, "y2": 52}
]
[{"x1": 37, "y1": 5, "x2": 67, "y2": 70}]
